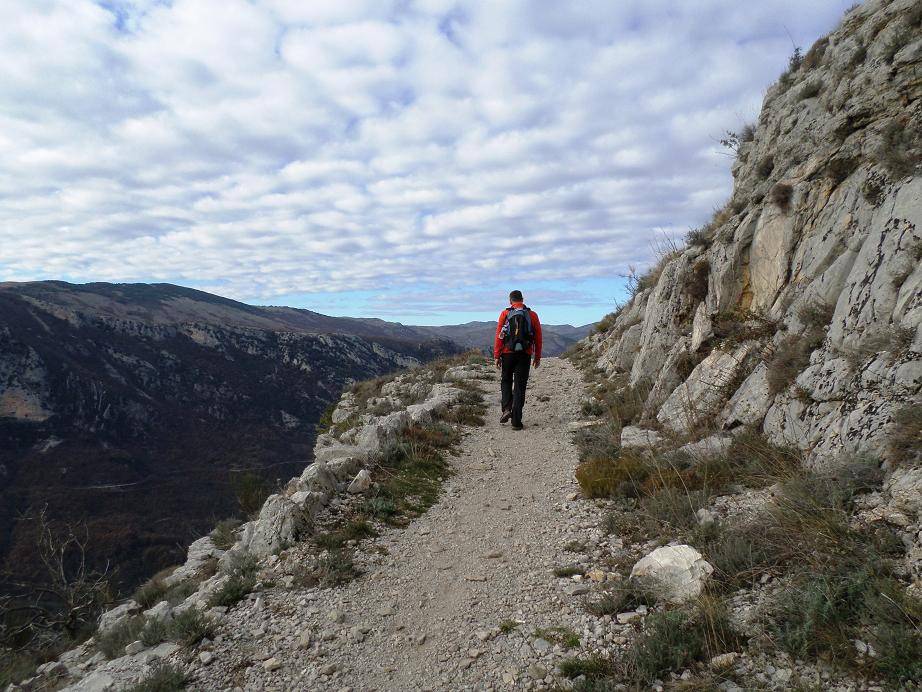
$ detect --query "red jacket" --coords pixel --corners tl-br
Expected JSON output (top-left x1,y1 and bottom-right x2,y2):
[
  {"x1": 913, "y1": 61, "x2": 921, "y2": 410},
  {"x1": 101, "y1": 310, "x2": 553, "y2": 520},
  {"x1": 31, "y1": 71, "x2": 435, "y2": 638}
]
[{"x1": 494, "y1": 302, "x2": 543, "y2": 360}]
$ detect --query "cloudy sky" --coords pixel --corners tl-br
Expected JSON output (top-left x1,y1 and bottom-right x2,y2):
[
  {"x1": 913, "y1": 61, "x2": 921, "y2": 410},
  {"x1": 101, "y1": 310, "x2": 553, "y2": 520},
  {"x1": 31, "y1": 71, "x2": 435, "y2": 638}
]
[{"x1": 1, "y1": 0, "x2": 855, "y2": 325}]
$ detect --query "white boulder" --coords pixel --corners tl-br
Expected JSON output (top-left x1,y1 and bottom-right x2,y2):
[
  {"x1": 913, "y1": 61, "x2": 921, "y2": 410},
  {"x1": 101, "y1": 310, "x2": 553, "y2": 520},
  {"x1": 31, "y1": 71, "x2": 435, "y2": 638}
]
[
  {"x1": 620, "y1": 426, "x2": 661, "y2": 449},
  {"x1": 347, "y1": 469, "x2": 372, "y2": 494},
  {"x1": 630, "y1": 545, "x2": 714, "y2": 604}
]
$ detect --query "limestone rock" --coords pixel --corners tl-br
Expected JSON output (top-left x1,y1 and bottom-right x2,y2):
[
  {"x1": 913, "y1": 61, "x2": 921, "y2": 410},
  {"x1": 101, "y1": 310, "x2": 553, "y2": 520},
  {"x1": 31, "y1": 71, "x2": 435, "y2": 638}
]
[
  {"x1": 886, "y1": 468, "x2": 922, "y2": 516},
  {"x1": 240, "y1": 494, "x2": 307, "y2": 558},
  {"x1": 630, "y1": 545, "x2": 714, "y2": 604},
  {"x1": 96, "y1": 600, "x2": 141, "y2": 637},
  {"x1": 619, "y1": 426, "x2": 661, "y2": 449},
  {"x1": 347, "y1": 469, "x2": 372, "y2": 494},
  {"x1": 658, "y1": 345, "x2": 754, "y2": 435}
]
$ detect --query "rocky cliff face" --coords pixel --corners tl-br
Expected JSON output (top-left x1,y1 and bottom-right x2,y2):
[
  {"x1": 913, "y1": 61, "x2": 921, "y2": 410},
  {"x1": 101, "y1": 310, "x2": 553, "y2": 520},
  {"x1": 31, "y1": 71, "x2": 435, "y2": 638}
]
[
  {"x1": 0, "y1": 281, "x2": 458, "y2": 593},
  {"x1": 576, "y1": 0, "x2": 921, "y2": 468}
]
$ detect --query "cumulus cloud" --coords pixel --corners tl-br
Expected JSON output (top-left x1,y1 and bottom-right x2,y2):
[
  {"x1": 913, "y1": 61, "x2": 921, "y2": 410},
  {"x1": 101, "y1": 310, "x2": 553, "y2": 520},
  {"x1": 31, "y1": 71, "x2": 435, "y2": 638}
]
[{"x1": 0, "y1": 0, "x2": 854, "y2": 319}]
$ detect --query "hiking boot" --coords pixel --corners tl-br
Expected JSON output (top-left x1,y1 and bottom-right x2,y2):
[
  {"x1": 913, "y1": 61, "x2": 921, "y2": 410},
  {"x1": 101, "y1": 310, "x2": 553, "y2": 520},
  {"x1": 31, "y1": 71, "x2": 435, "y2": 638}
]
[
  {"x1": 500, "y1": 408, "x2": 512, "y2": 424},
  {"x1": 511, "y1": 422, "x2": 524, "y2": 430}
]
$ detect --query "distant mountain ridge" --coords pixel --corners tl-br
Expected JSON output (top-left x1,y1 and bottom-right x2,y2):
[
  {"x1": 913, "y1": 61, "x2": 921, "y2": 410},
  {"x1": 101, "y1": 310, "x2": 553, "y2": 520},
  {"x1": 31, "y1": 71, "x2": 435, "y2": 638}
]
[{"x1": 414, "y1": 320, "x2": 594, "y2": 356}]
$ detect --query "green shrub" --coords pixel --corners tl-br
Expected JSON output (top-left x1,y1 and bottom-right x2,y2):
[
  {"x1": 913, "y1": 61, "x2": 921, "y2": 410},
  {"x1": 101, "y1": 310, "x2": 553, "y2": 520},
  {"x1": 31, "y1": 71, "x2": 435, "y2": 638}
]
[
  {"x1": 165, "y1": 609, "x2": 213, "y2": 647},
  {"x1": 210, "y1": 518, "x2": 242, "y2": 551},
  {"x1": 559, "y1": 654, "x2": 615, "y2": 680},
  {"x1": 315, "y1": 518, "x2": 377, "y2": 552},
  {"x1": 772, "y1": 567, "x2": 922, "y2": 683},
  {"x1": 369, "y1": 426, "x2": 455, "y2": 525},
  {"x1": 134, "y1": 577, "x2": 169, "y2": 610},
  {"x1": 126, "y1": 663, "x2": 188, "y2": 692},
  {"x1": 621, "y1": 597, "x2": 740, "y2": 683},
  {"x1": 230, "y1": 471, "x2": 271, "y2": 519},
  {"x1": 97, "y1": 616, "x2": 146, "y2": 659},
  {"x1": 575, "y1": 451, "x2": 652, "y2": 499},
  {"x1": 766, "y1": 331, "x2": 822, "y2": 395},
  {"x1": 208, "y1": 552, "x2": 258, "y2": 608},
  {"x1": 316, "y1": 549, "x2": 359, "y2": 587},
  {"x1": 533, "y1": 626, "x2": 580, "y2": 648},
  {"x1": 585, "y1": 582, "x2": 657, "y2": 617}
]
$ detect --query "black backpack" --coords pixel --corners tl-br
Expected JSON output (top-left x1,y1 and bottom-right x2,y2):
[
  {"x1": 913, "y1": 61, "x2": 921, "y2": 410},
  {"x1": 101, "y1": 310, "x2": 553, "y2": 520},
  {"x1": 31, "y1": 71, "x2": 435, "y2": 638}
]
[{"x1": 502, "y1": 306, "x2": 533, "y2": 352}]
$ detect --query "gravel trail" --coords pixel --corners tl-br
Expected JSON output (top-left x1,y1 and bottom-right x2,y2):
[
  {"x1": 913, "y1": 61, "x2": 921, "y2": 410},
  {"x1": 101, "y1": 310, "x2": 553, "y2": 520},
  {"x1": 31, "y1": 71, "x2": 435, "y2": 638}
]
[{"x1": 197, "y1": 356, "x2": 607, "y2": 691}]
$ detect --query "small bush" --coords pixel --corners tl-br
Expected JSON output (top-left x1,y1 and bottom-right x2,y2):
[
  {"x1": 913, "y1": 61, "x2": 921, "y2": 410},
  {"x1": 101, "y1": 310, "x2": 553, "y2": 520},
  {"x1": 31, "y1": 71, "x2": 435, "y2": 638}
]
[
  {"x1": 825, "y1": 156, "x2": 859, "y2": 186},
  {"x1": 769, "y1": 182, "x2": 794, "y2": 211},
  {"x1": 888, "y1": 405, "x2": 922, "y2": 466},
  {"x1": 711, "y1": 309, "x2": 777, "y2": 346},
  {"x1": 684, "y1": 226, "x2": 712, "y2": 248},
  {"x1": 802, "y1": 37, "x2": 829, "y2": 70},
  {"x1": 788, "y1": 46, "x2": 803, "y2": 72},
  {"x1": 756, "y1": 156, "x2": 775, "y2": 178},
  {"x1": 553, "y1": 565, "x2": 584, "y2": 578},
  {"x1": 499, "y1": 619, "x2": 519, "y2": 634},
  {"x1": 576, "y1": 451, "x2": 652, "y2": 499},
  {"x1": 772, "y1": 567, "x2": 922, "y2": 683},
  {"x1": 681, "y1": 259, "x2": 710, "y2": 303},
  {"x1": 315, "y1": 518, "x2": 378, "y2": 552},
  {"x1": 165, "y1": 609, "x2": 213, "y2": 647},
  {"x1": 533, "y1": 626, "x2": 580, "y2": 648},
  {"x1": 585, "y1": 582, "x2": 657, "y2": 617},
  {"x1": 799, "y1": 80, "x2": 822, "y2": 100},
  {"x1": 370, "y1": 426, "x2": 455, "y2": 525},
  {"x1": 363, "y1": 496, "x2": 397, "y2": 519},
  {"x1": 230, "y1": 471, "x2": 271, "y2": 519},
  {"x1": 559, "y1": 655, "x2": 615, "y2": 680},
  {"x1": 594, "y1": 311, "x2": 620, "y2": 334},
  {"x1": 875, "y1": 120, "x2": 921, "y2": 179},
  {"x1": 797, "y1": 300, "x2": 834, "y2": 330},
  {"x1": 437, "y1": 389, "x2": 486, "y2": 426},
  {"x1": 766, "y1": 333, "x2": 819, "y2": 395},
  {"x1": 316, "y1": 549, "x2": 359, "y2": 587},
  {"x1": 134, "y1": 574, "x2": 170, "y2": 610},
  {"x1": 208, "y1": 552, "x2": 258, "y2": 608},
  {"x1": 210, "y1": 518, "x2": 242, "y2": 551},
  {"x1": 97, "y1": 616, "x2": 146, "y2": 659},
  {"x1": 127, "y1": 663, "x2": 188, "y2": 692},
  {"x1": 674, "y1": 350, "x2": 704, "y2": 380},
  {"x1": 621, "y1": 597, "x2": 741, "y2": 683}
]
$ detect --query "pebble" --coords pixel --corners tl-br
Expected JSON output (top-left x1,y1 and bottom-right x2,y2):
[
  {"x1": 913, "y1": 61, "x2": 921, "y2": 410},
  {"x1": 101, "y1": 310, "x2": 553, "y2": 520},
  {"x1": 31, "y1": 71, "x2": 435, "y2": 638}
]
[{"x1": 263, "y1": 658, "x2": 282, "y2": 672}]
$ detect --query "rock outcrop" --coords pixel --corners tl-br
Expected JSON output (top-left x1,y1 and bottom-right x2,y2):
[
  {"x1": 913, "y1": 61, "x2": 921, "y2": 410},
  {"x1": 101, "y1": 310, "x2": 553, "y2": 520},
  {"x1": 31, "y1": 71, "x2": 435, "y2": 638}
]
[{"x1": 580, "y1": 0, "x2": 921, "y2": 468}]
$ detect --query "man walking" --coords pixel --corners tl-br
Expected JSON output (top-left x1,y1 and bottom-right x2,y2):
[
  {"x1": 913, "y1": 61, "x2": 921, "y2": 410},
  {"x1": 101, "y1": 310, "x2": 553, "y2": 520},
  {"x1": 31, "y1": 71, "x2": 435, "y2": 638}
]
[{"x1": 494, "y1": 290, "x2": 543, "y2": 430}]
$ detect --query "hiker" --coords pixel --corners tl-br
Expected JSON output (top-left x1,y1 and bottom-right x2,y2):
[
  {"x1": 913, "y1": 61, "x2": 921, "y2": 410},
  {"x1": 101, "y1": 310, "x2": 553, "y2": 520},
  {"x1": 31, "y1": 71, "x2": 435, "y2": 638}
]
[{"x1": 494, "y1": 290, "x2": 543, "y2": 430}]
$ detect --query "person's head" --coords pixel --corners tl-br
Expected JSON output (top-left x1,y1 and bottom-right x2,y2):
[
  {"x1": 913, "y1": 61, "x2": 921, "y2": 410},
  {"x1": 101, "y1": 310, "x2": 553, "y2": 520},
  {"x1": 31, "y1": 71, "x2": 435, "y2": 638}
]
[{"x1": 509, "y1": 290, "x2": 523, "y2": 303}]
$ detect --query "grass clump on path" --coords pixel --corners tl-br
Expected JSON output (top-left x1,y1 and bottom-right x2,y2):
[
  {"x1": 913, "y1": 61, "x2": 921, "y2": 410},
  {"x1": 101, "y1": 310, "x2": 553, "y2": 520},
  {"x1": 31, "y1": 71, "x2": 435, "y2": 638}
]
[
  {"x1": 126, "y1": 663, "x2": 188, "y2": 691},
  {"x1": 364, "y1": 416, "x2": 482, "y2": 527}
]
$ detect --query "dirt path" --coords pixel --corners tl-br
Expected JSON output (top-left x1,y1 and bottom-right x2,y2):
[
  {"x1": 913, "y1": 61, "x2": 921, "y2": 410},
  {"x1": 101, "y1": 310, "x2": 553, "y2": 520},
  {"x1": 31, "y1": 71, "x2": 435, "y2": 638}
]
[{"x1": 196, "y1": 357, "x2": 605, "y2": 691}]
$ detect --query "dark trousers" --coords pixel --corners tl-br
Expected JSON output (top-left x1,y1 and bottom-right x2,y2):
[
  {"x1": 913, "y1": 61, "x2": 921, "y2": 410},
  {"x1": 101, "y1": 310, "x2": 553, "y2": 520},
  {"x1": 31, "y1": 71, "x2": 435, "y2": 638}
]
[{"x1": 501, "y1": 352, "x2": 531, "y2": 426}]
